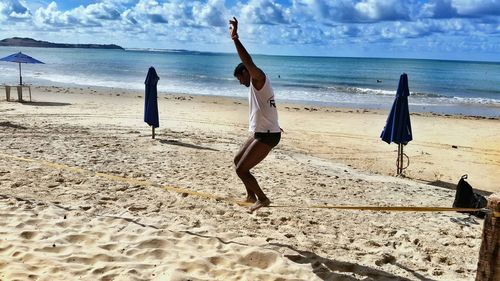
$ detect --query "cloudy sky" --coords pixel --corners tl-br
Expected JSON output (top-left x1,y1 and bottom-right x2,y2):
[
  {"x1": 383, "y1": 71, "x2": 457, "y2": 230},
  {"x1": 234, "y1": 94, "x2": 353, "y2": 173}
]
[{"x1": 0, "y1": 0, "x2": 499, "y2": 61}]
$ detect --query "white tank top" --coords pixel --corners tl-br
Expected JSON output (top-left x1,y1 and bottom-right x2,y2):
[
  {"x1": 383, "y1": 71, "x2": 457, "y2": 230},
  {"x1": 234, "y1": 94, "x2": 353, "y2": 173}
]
[{"x1": 249, "y1": 76, "x2": 281, "y2": 133}]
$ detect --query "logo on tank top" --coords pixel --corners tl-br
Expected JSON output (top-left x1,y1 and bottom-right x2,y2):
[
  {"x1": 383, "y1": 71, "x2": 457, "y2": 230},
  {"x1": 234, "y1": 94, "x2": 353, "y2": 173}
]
[{"x1": 268, "y1": 96, "x2": 276, "y2": 108}]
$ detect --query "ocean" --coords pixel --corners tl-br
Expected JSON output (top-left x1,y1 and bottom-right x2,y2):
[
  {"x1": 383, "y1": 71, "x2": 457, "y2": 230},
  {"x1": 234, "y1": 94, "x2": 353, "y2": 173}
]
[{"x1": 0, "y1": 46, "x2": 498, "y2": 117}]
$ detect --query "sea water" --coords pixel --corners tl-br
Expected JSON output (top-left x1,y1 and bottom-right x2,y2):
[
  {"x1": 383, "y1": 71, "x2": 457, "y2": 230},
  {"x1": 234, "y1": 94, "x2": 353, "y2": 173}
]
[{"x1": 0, "y1": 46, "x2": 498, "y2": 117}]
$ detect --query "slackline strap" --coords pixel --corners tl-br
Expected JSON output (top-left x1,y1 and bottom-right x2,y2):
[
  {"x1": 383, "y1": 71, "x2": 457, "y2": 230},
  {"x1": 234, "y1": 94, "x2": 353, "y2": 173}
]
[{"x1": 0, "y1": 153, "x2": 497, "y2": 217}]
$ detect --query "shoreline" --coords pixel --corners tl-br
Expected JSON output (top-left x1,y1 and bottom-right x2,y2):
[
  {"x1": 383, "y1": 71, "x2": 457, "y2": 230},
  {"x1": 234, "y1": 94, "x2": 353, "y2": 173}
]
[
  {"x1": 6, "y1": 85, "x2": 500, "y2": 193},
  {"x1": 1, "y1": 45, "x2": 499, "y2": 119},
  {"x1": 35, "y1": 85, "x2": 500, "y2": 120}
]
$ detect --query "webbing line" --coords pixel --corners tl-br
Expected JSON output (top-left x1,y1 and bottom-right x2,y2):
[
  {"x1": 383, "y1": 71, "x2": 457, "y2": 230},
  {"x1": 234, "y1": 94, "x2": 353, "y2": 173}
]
[
  {"x1": 272, "y1": 205, "x2": 494, "y2": 214},
  {"x1": 1, "y1": 153, "x2": 497, "y2": 217}
]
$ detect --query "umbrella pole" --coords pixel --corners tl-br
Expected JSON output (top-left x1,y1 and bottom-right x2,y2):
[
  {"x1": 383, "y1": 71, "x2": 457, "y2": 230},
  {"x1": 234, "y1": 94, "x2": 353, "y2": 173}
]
[
  {"x1": 152, "y1": 126, "x2": 155, "y2": 139},
  {"x1": 397, "y1": 143, "x2": 402, "y2": 175},
  {"x1": 397, "y1": 144, "x2": 399, "y2": 175},
  {"x1": 19, "y1": 63, "x2": 22, "y2": 85},
  {"x1": 400, "y1": 144, "x2": 404, "y2": 175}
]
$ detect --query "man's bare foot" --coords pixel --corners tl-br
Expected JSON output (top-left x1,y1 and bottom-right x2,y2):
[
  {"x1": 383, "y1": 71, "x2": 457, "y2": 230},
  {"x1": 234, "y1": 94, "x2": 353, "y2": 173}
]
[
  {"x1": 245, "y1": 196, "x2": 257, "y2": 203},
  {"x1": 248, "y1": 198, "x2": 271, "y2": 213}
]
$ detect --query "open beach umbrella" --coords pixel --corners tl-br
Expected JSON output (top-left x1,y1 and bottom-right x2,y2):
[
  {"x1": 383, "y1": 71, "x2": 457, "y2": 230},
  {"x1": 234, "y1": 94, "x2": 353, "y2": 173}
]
[
  {"x1": 380, "y1": 73, "x2": 413, "y2": 175},
  {"x1": 144, "y1": 66, "x2": 160, "y2": 139},
  {"x1": 0, "y1": 52, "x2": 44, "y2": 85}
]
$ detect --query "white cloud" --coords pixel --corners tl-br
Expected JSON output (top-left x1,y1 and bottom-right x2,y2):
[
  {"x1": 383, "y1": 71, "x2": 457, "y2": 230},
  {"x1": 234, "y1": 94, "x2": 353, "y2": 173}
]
[
  {"x1": 452, "y1": 0, "x2": 500, "y2": 16},
  {"x1": 75, "y1": 2, "x2": 121, "y2": 20},
  {"x1": 291, "y1": 0, "x2": 356, "y2": 23},
  {"x1": 33, "y1": 2, "x2": 78, "y2": 28},
  {"x1": 131, "y1": 0, "x2": 181, "y2": 25},
  {"x1": 354, "y1": 0, "x2": 411, "y2": 22},
  {"x1": 422, "y1": 0, "x2": 500, "y2": 18},
  {"x1": 122, "y1": 0, "x2": 226, "y2": 28},
  {"x1": 0, "y1": 2, "x2": 9, "y2": 22},
  {"x1": 121, "y1": 9, "x2": 138, "y2": 24},
  {"x1": 239, "y1": 0, "x2": 290, "y2": 25},
  {"x1": 421, "y1": 0, "x2": 458, "y2": 18},
  {"x1": 32, "y1": 1, "x2": 125, "y2": 28},
  {"x1": 1, "y1": 0, "x2": 498, "y2": 60},
  {"x1": 192, "y1": 0, "x2": 226, "y2": 27},
  {"x1": 290, "y1": 0, "x2": 410, "y2": 23},
  {"x1": 0, "y1": 0, "x2": 31, "y2": 22}
]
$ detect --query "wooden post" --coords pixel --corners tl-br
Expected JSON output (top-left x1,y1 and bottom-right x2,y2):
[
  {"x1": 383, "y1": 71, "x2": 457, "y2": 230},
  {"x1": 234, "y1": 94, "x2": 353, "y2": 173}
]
[
  {"x1": 19, "y1": 62, "x2": 22, "y2": 86},
  {"x1": 476, "y1": 193, "x2": 500, "y2": 281},
  {"x1": 5, "y1": 85, "x2": 11, "y2": 101},
  {"x1": 399, "y1": 144, "x2": 403, "y2": 175},
  {"x1": 397, "y1": 144, "x2": 403, "y2": 175},
  {"x1": 16, "y1": 85, "x2": 23, "y2": 102}
]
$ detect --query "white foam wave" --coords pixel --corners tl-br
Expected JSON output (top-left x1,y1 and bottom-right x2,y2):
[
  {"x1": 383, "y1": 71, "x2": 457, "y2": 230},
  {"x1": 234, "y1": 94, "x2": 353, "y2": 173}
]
[
  {"x1": 451, "y1": 96, "x2": 500, "y2": 105},
  {"x1": 10, "y1": 70, "x2": 500, "y2": 109},
  {"x1": 325, "y1": 86, "x2": 395, "y2": 96},
  {"x1": 39, "y1": 73, "x2": 143, "y2": 90}
]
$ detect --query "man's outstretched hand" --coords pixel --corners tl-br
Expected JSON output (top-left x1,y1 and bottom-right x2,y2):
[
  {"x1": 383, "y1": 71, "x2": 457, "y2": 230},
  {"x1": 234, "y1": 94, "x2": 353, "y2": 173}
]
[{"x1": 229, "y1": 17, "x2": 238, "y2": 39}]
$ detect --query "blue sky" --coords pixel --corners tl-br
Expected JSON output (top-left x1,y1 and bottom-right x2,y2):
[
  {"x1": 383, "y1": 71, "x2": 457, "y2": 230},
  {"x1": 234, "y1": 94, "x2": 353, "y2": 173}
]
[{"x1": 0, "y1": 0, "x2": 499, "y2": 61}]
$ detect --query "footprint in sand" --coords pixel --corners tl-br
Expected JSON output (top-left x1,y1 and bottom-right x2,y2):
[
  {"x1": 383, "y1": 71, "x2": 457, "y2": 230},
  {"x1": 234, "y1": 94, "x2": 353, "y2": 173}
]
[
  {"x1": 19, "y1": 231, "x2": 38, "y2": 240},
  {"x1": 238, "y1": 249, "x2": 279, "y2": 270},
  {"x1": 98, "y1": 243, "x2": 119, "y2": 251}
]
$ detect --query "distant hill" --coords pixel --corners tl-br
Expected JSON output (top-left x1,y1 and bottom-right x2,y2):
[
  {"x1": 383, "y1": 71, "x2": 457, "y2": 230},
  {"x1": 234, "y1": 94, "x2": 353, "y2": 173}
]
[{"x1": 0, "y1": 37, "x2": 124, "y2": 50}]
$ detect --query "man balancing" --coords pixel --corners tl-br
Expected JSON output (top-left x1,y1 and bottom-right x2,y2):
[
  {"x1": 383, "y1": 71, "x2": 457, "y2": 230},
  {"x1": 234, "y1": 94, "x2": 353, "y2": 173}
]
[{"x1": 229, "y1": 17, "x2": 281, "y2": 213}]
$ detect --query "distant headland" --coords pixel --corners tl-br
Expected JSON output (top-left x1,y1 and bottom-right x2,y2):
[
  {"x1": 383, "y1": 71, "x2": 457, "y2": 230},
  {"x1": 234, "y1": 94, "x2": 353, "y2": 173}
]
[{"x1": 0, "y1": 37, "x2": 124, "y2": 50}]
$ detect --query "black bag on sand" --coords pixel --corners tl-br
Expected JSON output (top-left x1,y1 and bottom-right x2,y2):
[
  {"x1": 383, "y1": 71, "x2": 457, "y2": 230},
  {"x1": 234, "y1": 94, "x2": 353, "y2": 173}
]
[{"x1": 452, "y1": 174, "x2": 487, "y2": 218}]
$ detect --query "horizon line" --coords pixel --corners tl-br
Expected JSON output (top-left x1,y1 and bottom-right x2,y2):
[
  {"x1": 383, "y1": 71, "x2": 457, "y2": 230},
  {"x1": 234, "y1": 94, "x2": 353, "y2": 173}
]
[{"x1": 123, "y1": 47, "x2": 500, "y2": 64}]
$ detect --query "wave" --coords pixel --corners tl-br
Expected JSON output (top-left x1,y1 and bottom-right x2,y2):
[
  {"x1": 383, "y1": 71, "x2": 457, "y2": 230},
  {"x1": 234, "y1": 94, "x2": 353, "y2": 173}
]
[
  {"x1": 411, "y1": 91, "x2": 444, "y2": 98},
  {"x1": 279, "y1": 83, "x2": 432, "y2": 97},
  {"x1": 280, "y1": 83, "x2": 324, "y2": 89},
  {"x1": 451, "y1": 96, "x2": 500, "y2": 105},
  {"x1": 7, "y1": 70, "x2": 499, "y2": 107},
  {"x1": 332, "y1": 86, "x2": 395, "y2": 96},
  {"x1": 29, "y1": 73, "x2": 144, "y2": 90}
]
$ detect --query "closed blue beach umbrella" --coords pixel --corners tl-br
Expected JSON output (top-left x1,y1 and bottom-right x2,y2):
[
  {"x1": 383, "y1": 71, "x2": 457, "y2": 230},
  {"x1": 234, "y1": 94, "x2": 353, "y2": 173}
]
[
  {"x1": 0, "y1": 52, "x2": 44, "y2": 85},
  {"x1": 144, "y1": 67, "x2": 159, "y2": 139},
  {"x1": 381, "y1": 73, "x2": 413, "y2": 175}
]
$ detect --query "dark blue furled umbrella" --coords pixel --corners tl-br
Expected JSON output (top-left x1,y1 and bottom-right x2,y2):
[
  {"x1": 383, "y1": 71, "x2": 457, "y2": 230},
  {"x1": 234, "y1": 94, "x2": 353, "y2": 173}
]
[
  {"x1": 0, "y1": 52, "x2": 44, "y2": 85},
  {"x1": 381, "y1": 73, "x2": 413, "y2": 175},
  {"x1": 144, "y1": 67, "x2": 159, "y2": 139}
]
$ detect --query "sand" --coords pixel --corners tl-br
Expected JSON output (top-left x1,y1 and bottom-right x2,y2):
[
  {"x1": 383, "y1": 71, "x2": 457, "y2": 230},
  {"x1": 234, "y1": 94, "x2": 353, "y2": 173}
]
[{"x1": 0, "y1": 85, "x2": 499, "y2": 280}]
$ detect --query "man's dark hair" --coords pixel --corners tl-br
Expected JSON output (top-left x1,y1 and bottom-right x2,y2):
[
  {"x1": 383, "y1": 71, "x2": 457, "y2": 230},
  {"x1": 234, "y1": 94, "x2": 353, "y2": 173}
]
[{"x1": 234, "y1": 63, "x2": 247, "y2": 77}]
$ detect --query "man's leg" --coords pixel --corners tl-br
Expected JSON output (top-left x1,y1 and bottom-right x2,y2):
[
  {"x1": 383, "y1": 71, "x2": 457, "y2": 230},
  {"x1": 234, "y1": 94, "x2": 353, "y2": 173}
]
[
  {"x1": 234, "y1": 136, "x2": 257, "y2": 202},
  {"x1": 235, "y1": 139, "x2": 273, "y2": 212}
]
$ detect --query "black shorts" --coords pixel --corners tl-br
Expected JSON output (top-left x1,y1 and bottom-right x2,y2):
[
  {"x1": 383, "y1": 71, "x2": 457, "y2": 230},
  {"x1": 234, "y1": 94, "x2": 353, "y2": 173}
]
[{"x1": 254, "y1": 132, "x2": 281, "y2": 148}]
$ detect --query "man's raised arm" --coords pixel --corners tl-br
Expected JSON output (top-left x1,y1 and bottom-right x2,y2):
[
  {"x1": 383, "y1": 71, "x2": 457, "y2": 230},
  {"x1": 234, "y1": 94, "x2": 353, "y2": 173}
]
[{"x1": 229, "y1": 17, "x2": 265, "y2": 88}]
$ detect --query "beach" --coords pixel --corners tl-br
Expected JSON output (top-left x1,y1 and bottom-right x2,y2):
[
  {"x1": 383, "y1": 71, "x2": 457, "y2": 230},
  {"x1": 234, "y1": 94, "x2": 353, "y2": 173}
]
[{"x1": 0, "y1": 86, "x2": 498, "y2": 280}]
